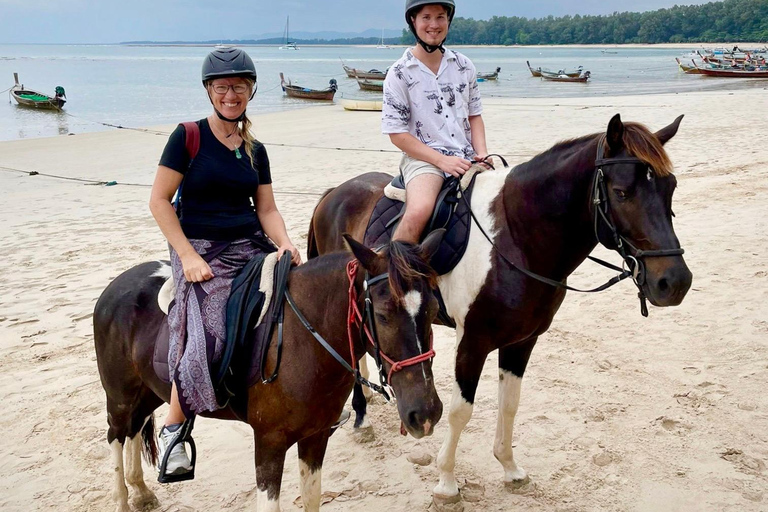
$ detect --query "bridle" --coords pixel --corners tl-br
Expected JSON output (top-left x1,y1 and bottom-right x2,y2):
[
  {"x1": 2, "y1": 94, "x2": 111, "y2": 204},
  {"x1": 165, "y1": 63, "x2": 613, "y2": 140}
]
[
  {"x1": 283, "y1": 259, "x2": 435, "y2": 401},
  {"x1": 467, "y1": 148, "x2": 685, "y2": 317}
]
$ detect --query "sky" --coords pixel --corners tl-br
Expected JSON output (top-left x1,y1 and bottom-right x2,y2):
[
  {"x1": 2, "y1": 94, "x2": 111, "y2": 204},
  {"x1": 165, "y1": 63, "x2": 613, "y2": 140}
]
[{"x1": 0, "y1": 0, "x2": 711, "y2": 44}]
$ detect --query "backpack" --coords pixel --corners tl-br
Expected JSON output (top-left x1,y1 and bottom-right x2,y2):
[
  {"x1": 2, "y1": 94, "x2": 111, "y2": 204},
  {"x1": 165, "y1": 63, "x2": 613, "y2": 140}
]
[{"x1": 172, "y1": 121, "x2": 201, "y2": 215}]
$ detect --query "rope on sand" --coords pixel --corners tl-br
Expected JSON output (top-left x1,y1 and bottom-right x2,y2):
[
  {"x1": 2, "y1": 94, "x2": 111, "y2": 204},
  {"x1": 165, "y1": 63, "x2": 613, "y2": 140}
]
[{"x1": 0, "y1": 165, "x2": 323, "y2": 196}]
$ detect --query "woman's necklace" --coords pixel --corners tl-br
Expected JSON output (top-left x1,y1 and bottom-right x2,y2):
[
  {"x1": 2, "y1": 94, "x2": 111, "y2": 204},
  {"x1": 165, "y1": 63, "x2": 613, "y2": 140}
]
[{"x1": 212, "y1": 119, "x2": 243, "y2": 159}]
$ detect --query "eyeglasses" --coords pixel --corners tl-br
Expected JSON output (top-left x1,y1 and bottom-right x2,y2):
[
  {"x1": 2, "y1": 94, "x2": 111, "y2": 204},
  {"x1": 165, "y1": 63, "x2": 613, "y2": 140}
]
[{"x1": 211, "y1": 83, "x2": 249, "y2": 94}]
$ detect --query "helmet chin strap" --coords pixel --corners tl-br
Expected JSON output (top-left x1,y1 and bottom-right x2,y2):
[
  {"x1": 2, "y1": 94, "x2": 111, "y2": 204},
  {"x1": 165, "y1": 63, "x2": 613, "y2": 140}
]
[{"x1": 416, "y1": 37, "x2": 446, "y2": 54}]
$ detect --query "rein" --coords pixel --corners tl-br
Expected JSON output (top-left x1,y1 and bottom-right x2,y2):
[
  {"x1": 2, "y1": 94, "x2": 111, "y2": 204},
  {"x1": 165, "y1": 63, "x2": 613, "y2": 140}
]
[
  {"x1": 469, "y1": 150, "x2": 685, "y2": 317},
  {"x1": 281, "y1": 259, "x2": 434, "y2": 401}
]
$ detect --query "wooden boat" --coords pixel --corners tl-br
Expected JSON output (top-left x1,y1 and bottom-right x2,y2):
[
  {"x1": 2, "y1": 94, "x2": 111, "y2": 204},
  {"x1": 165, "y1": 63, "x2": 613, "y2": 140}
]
[
  {"x1": 527, "y1": 61, "x2": 583, "y2": 78},
  {"x1": 339, "y1": 98, "x2": 383, "y2": 111},
  {"x1": 10, "y1": 73, "x2": 66, "y2": 111},
  {"x1": 354, "y1": 73, "x2": 384, "y2": 92},
  {"x1": 541, "y1": 71, "x2": 591, "y2": 83},
  {"x1": 477, "y1": 67, "x2": 501, "y2": 80},
  {"x1": 341, "y1": 61, "x2": 387, "y2": 80},
  {"x1": 279, "y1": 73, "x2": 337, "y2": 100},
  {"x1": 676, "y1": 58, "x2": 702, "y2": 74},
  {"x1": 694, "y1": 66, "x2": 768, "y2": 78}
]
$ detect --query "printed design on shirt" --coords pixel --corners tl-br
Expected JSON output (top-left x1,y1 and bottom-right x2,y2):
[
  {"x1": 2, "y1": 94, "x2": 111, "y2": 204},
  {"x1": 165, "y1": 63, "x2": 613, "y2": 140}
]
[
  {"x1": 440, "y1": 84, "x2": 456, "y2": 107},
  {"x1": 385, "y1": 92, "x2": 411, "y2": 123},
  {"x1": 456, "y1": 83, "x2": 467, "y2": 94},
  {"x1": 455, "y1": 54, "x2": 470, "y2": 73},
  {"x1": 393, "y1": 63, "x2": 419, "y2": 90},
  {"x1": 415, "y1": 121, "x2": 433, "y2": 145},
  {"x1": 426, "y1": 92, "x2": 443, "y2": 115},
  {"x1": 461, "y1": 144, "x2": 475, "y2": 160},
  {"x1": 463, "y1": 117, "x2": 471, "y2": 136}
]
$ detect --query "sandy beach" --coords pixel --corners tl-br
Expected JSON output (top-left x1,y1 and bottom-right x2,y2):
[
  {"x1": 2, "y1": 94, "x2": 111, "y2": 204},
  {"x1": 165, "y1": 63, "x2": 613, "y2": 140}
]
[{"x1": 1, "y1": 88, "x2": 767, "y2": 511}]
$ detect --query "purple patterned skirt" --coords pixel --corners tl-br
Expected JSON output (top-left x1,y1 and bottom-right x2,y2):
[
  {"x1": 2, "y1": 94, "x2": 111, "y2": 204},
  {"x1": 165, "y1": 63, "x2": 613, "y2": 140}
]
[{"x1": 168, "y1": 234, "x2": 274, "y2": 417}]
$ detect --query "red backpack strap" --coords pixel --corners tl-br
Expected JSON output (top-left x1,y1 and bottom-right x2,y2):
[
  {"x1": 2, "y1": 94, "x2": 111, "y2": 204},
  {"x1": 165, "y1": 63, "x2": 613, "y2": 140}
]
[{"x1": 180, "y1": 121, "x2": 200, "y2": 161}]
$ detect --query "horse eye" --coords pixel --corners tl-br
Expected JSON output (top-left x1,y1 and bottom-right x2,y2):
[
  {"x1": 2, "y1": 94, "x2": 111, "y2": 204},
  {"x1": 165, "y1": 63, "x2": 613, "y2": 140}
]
[
  {"x1": 375, "y1": 313, "x2": 388, "y2": 324},
  {"x1": 613, "y1": 189, "x2": 628, "y2": 200}
]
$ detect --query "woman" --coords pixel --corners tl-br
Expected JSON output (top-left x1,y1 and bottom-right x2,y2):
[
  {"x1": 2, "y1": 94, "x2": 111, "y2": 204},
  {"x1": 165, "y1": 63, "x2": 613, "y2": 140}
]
[{"x1": 149, "y1": 46, "x2": 301, "y2": 480}]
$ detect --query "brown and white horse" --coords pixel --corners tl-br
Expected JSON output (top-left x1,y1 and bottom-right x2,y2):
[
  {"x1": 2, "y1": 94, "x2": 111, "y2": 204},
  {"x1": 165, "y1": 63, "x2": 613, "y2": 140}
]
[
  {"x1": 306, "y1": 115, "x2": 693, "y2": 504},
  {"x1": 94, "y1": 234, "x2": 444, "y2": 512}
]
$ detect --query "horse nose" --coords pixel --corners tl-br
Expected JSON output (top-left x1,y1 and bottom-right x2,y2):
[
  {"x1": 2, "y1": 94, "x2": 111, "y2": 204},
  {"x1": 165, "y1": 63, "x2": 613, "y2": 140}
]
[
  {"x1": 406, "y1": 399, "x2": 443, "y2": 438},
  {"x1": 650, "y1": 263, "x2": 692, "y2": 306}
]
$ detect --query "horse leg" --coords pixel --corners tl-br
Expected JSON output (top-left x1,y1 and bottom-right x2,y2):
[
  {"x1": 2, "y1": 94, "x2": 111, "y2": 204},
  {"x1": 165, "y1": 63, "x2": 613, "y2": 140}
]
[
  {"x1": 125, "y1": 415, "x2": 160, "y2": 510},
  {"x1": 359, "y1": 356, "x2": 373, "y2": 401},
  {"x1": 297, "y1": 430, "x2": 331, "y2": 512},
  {"x1": 352, "y1": 358, "x2": 375, "y2": 443},
  {"x1": 494, "y1": 338, "x2": 537, "y2": 487},
  {"x1": 434, "y1": 329, "x2": 488, "y2": 502},
  {"x1": 254, "y1": 433, "x2": 287, "y2": 512},
  {"x1": 108, "y1": 434, "x2": 130, "y2": 512}
]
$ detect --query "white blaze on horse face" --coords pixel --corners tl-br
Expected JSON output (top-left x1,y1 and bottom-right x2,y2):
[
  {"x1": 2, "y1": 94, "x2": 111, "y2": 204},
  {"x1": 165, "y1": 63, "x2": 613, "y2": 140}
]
[
  {"x1": 110, "y1": 439, "x2": 130, "y2": 512},
  {"x1": 493, "y1": 370, "x2": 528, "y2": 483},
  {"x1": 434, "y1": 380, "x2": 474, "y2": 498},
  {"x1": 299, "y1": 459, "x2": 321, "y2": 512},
  {"x1": 438, "y1": 170, "x2": 507, "y2": 328},
  {"x1": 403, "y1": 290, "x2": 422, "y2": 320}
]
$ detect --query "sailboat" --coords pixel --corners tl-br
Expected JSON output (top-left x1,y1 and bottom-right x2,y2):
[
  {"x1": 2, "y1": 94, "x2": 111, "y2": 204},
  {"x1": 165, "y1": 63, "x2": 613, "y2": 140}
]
[
  {"x1": 279, "y1": 16, "x2": 299, "y2": 50},
  {"x1": 376, "y1": 29, "x2": 390, "y2": 49}
]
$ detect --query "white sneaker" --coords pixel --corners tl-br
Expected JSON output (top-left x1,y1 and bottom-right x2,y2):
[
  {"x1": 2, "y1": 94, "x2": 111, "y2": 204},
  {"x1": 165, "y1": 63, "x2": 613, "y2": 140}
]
[{"x1": 157, "y1": 425, "x2": 193, "y2": 476}]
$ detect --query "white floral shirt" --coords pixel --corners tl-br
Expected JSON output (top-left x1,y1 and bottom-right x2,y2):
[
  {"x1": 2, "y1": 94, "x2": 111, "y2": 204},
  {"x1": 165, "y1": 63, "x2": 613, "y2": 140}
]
[{"x1": 382, "y1": 48, "x2": 483, "y2": 160}]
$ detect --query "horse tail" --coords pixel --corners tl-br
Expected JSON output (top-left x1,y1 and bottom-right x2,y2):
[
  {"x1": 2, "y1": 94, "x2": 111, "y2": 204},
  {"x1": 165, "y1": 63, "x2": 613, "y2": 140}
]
[
  {"x1": 307, "y1": 187, "x2": 335, "y2": 260},
  {"x1": 141, "y1": 414, "x2": 158, "y2": 466}
]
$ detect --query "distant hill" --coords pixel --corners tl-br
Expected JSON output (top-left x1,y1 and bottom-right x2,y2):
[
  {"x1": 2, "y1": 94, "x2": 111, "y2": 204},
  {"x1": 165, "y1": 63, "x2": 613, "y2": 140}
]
[{"x1": 121, "y1": 28, "x2": 403, "y2": 46}]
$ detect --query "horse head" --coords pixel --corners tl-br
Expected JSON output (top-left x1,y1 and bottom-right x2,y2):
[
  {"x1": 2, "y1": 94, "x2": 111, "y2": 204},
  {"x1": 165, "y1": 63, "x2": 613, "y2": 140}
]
[
  {"x1": 596, "y1": 114, "x2": 693, "y2": 307},
  {"x1": 343, "y1": 231, "x2": 445, "y2": 438}
]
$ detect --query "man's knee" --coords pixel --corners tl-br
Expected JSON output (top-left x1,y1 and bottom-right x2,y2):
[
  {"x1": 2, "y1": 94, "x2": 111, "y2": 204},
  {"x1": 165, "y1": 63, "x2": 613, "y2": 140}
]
[{"x1": 402, "y1": 200, "x2": 435, "y2": 223}]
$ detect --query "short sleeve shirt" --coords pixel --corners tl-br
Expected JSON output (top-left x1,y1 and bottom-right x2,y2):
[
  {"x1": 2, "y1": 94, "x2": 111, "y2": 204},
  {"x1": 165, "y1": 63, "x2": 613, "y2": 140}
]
[
  {"x1": 159, "y1": 118, "x2": 272, "y2": 241},
  {"x1": 382, "y1": 48, "x2": 483, "y2": 160}
]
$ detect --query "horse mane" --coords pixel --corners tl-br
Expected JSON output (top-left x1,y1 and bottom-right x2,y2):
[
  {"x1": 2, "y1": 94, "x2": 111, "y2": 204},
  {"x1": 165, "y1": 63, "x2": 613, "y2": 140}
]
[
  {"x1": 538, "y1": 122, "x2": 674, "y2": 177},
  {"x1": 385, "y1": 241, "x2": 438, "y2": 304}
]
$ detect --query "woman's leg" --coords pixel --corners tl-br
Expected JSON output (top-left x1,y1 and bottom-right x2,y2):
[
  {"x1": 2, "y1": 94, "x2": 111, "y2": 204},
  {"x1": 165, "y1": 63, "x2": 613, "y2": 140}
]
[{"x1": 165, "y1": 382, "x2": 186, "y2": 426}]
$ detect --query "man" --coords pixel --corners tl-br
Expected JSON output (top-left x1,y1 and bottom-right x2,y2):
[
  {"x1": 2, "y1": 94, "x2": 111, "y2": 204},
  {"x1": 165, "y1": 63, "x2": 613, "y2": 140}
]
[{"x1": 382, "y1": 0, "x2": 491, "y2": 243}]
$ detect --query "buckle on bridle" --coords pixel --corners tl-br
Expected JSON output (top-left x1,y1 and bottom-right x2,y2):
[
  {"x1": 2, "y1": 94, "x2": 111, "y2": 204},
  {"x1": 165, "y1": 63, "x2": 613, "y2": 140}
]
[{"x1": 623, "y1": 255, "x2": 641, "y2": 284}]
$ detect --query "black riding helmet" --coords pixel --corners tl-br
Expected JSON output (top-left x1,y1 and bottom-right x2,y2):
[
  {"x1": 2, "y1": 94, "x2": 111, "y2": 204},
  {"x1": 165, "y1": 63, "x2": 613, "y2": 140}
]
[
  {"x1": 405, "y1": 0, "x2": 456, "y2": 54},
  {"x1": 202, "y1": 46, "x2": 257, "y2": 122}
]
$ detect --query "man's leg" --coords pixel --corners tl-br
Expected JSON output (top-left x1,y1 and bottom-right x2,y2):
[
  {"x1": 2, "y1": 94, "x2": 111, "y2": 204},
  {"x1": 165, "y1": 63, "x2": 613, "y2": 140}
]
[{"x1": 392, "y1": 173, "x2": 444, "y2": 244}]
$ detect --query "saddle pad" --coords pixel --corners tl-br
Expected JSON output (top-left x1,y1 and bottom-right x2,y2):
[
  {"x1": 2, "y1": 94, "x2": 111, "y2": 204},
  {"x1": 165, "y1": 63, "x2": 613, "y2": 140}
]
[{"x1": 363, "y1": 173, "x2": 478, "y2": 276}]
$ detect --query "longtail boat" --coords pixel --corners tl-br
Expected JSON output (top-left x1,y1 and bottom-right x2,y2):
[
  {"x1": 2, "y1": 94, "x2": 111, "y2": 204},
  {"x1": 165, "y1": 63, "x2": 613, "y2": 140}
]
[
  {"x1": 354, "y1": 73, "x2": 384, "y2": 92},
  {"x1": 279, "y1": 73, "x2": 337, "y2": 100},
  {"x1": 477, "y1": 67, "x2": 501, "y2": 80},
  {"x1": 541, "y1": 71, "x2": 591, "y2": 83},
  {"x1": 341, "y1": 60, "x2": 387, "y2": 80},
  {"x1": 694, "y1": 66, "x2": 768, "y2": 78},
  {"x1": 339, "y1": 98, "x2": 383, "y2": 111},
  {"x1": 527, "y1": 61, "x2": 583, "y2": 78},
  {"x1": 10, "y1": 73, "x2": 66, "y2": 111},
  {"x1": 675, "y1": 58, "x2": 702, "y2": 74}
]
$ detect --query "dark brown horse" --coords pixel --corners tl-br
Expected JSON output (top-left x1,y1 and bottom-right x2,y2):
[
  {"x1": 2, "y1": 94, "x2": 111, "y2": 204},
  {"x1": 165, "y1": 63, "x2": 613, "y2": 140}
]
[
  {"x1": 307, "y1": 115, "x2": 692, "y2": 504},
  {"x1": 94, "y1": 234, "x2": 444, "y2": 512}
]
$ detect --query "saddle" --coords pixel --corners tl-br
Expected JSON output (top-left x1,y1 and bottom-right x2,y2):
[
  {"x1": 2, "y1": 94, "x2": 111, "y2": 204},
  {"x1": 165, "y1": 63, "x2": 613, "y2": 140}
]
[
  {"x1": 363, "y1": 167, "x2": 483, "y2": 327},
  {"x1": 153, "y1": 252, "x2": 293, "y2": 408}
]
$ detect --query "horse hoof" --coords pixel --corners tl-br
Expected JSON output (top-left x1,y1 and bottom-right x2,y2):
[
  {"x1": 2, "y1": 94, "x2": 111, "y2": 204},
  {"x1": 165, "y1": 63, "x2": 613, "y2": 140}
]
[
  {"x1": 432, "y1": 492, "x2": 463, "y2": 512},
  {"x1": 352, "y1": 425, "x2": 375, "y2": 444},
  {"x1": 503, "y1": 475, "x2": 531, "y2": 490},
  {"x1": 132, "y1": 494, "x2": 159, "y2": 510}
]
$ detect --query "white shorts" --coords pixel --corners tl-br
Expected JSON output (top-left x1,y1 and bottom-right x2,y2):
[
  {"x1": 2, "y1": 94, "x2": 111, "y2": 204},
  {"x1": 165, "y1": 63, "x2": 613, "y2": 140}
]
[{"x1": 400, "y1": 155, "x2": 450, "y2": 186}]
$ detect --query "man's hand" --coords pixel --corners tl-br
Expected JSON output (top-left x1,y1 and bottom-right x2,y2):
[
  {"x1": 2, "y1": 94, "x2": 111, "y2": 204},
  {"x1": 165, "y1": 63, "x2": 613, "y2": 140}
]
[{"x1": 437, "y1": 155, "x2": 473, "y2": 177}]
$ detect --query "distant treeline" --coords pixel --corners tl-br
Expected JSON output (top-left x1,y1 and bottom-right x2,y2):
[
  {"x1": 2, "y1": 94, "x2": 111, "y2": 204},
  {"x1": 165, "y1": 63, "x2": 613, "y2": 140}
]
[
  {"x1": 402, "y1": 0, "x2": 768, "y2": 45},
  {"x1": 122, "y1": 37, "x2": 401, "y2": 46}
]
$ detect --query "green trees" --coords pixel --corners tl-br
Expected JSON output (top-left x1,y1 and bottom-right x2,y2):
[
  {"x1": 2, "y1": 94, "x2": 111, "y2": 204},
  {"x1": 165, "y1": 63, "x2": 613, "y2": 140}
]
[{"x1": 400, "y1": 0, "x2": 768, "y2": 45}]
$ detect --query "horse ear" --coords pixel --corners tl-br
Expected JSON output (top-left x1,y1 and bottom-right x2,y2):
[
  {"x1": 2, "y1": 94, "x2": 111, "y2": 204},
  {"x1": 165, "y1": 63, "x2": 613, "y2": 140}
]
[
  {"x1": 606, "y1": 113, "x2": 624, "y2": 153},
  {"x1": 419, "y1": 228, "x2": 446, "y2": 263},
  {"x1": 343, "y1": 233, "x2": 379, "y2": 270},
  {"x1": 655, "y1": 114, "x2": 684, "y2": 146}
]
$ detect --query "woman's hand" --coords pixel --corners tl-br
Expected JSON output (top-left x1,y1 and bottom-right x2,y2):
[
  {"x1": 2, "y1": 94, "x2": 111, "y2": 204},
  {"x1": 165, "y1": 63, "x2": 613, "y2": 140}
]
[
  {"x1": 437, "y1": 155, "x2": 473, "y2": 177},
  {"x1": 277, "y1": 243, "x2": 303, "y2": 266},
  {"x1": 180, "y1": 252, "x2": 214, "y2": 282}
]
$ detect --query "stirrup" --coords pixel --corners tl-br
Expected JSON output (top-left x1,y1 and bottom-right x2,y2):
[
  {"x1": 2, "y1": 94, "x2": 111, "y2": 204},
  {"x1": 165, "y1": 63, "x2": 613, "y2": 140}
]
[
  {"x1": 330, "y1": 409, "x2": 351, "y2": 436},
  {"x1": 157, "y1": 418, "x2": 197, "y2": 484}
]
